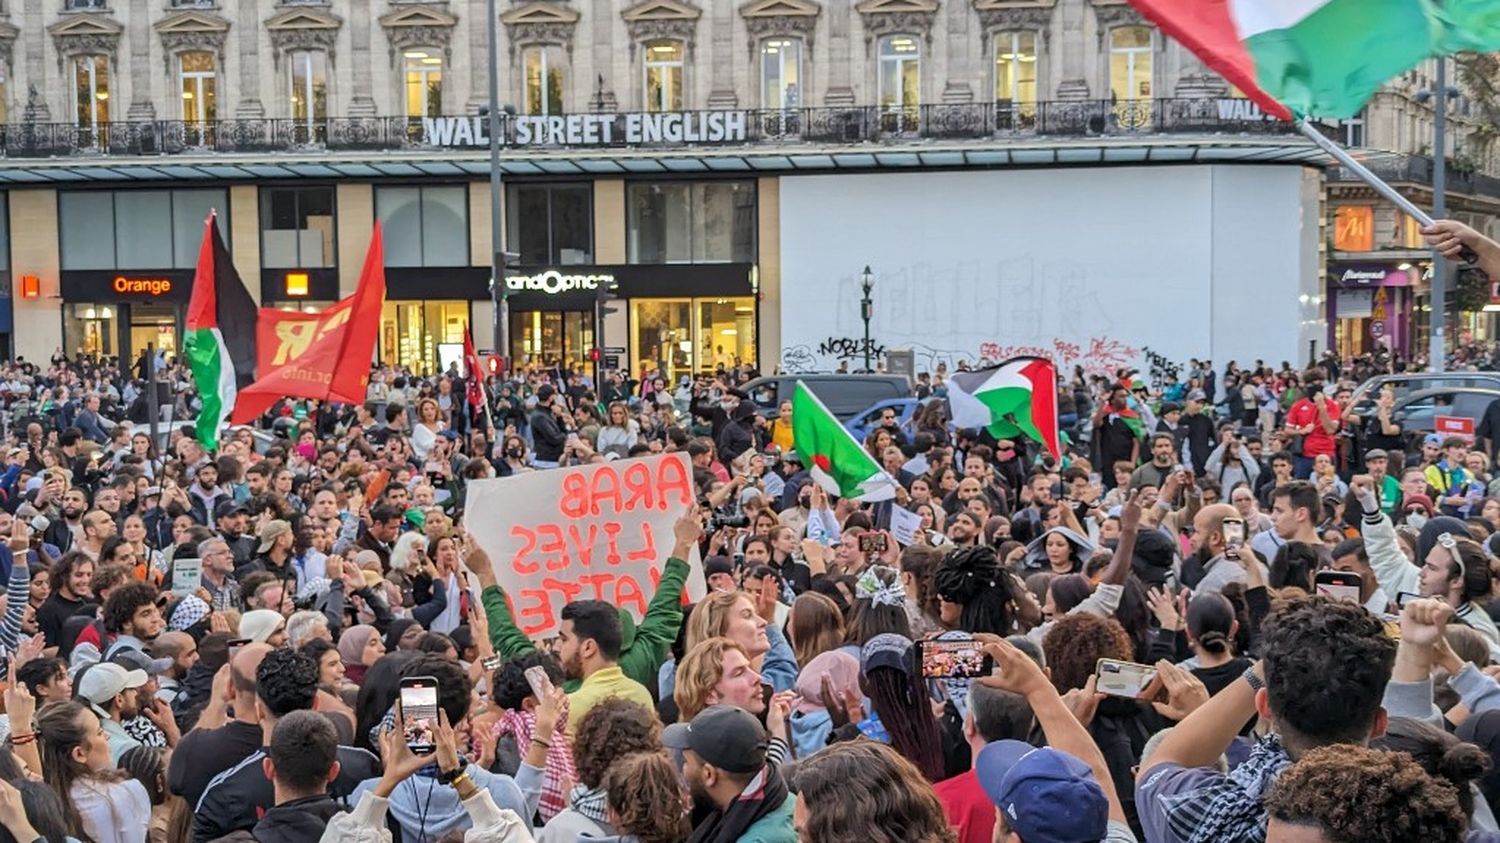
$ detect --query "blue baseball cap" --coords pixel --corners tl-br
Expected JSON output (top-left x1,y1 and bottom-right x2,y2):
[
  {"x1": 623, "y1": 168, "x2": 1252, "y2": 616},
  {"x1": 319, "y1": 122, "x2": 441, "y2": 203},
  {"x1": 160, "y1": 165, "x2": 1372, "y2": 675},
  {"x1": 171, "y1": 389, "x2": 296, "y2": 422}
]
[
  {"x1": 975, "y1": 740, "x2": 1108, "y2": 843},
  {"x1": 1425, "y1": 433, "x2": 1444, "y2": 447}
]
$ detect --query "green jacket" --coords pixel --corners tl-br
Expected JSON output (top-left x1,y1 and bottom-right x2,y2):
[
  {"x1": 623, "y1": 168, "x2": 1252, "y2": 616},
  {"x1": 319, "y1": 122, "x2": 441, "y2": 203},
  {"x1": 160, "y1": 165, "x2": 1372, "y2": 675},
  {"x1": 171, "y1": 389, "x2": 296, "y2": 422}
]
[
  {"x1": 740, "y1": 794, "x2": 798, "y2": 843},
  {"x1": 480, "y1": 556, "x2": 691, "y2": 693}
]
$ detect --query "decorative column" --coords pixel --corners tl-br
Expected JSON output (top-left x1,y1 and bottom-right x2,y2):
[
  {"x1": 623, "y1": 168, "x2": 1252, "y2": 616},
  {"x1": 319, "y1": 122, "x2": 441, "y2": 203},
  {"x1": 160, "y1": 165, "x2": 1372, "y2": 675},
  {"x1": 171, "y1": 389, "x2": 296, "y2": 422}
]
[
  {"x1": 21, "y1": 0, "x2": 47, "y2": 121},
  {"x1": 236, "y1": 0, "x2": 264, "y2": 118},
  {"x1": 705, "y1": 0, "x2": 736, "y2": 108},
  {"x1": 941, "y1": 0, "x2": 970, "y2": 103},
  {"x1": 1055, "y1": 0, "x2": 1089, "y2": 99},
  {"x1": 126, "y1": 0, "x2": 154, "y2": 119},
  {"x1": 346, "y1": 0, "x2": 377, "y2": 115},
  {"x1": 823, "y1": 0, "x2": 853, "y2": 105},
  {"x1": 466, "y1": 0, "x2": 488, "y2": 112},
  {"x1": 591, "y1": 0, "x2": 617, "y2": 110}
]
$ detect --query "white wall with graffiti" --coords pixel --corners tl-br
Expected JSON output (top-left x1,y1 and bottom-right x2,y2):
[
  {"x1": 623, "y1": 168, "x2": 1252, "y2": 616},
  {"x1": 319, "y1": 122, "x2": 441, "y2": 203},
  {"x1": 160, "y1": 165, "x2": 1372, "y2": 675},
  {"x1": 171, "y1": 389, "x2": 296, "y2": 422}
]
[{"x1": 776, "y1": 165, "x2": 1324, "y2": 380}]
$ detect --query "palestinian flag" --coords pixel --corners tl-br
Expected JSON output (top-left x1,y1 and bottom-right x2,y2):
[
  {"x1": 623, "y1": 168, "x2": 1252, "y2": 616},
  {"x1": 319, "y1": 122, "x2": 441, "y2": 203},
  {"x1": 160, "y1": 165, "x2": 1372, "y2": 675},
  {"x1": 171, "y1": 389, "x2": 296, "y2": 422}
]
[
  {"x1": 948, "y1": 357, "x2": 1062, "y2": 459},
  {"x1": 791, "y1": 381, "x2": 897, "y2": 501},
  {"x1": 1125, "y1": 0, "x2": 1500, "y2": 120},
  {"x1": 183, "y1": 213, "x2": 258, "y2": 451}
]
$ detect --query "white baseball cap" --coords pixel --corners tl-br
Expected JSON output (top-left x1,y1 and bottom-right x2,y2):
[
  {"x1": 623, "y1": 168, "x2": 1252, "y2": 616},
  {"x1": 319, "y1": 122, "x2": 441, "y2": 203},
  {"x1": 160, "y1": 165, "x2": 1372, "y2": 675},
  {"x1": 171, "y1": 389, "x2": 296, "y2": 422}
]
[{"x1": 76, "y1": 662, "x2": 147, "y2": 714}]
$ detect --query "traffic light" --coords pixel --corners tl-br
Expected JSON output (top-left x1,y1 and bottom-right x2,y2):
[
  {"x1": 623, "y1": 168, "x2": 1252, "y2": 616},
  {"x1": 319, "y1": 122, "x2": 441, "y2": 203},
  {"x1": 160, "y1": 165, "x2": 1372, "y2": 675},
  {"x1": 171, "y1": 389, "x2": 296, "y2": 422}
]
[
  {"x1": 485, "y1": 355, "x2": 503, "y2": 375},
  {"x1": 589, "y1": 348, "x2": 601, "y2": 363},
  {"x1": 597, "y1": 277, "x2": 621, "y2": 317}
]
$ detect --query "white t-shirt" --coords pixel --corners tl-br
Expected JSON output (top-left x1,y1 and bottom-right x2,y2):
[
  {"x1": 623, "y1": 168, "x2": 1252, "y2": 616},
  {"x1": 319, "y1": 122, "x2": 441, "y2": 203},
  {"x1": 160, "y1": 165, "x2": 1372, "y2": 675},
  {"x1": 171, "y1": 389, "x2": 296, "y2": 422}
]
[{"x1": 73, "y1": 778, "x2": 151, "y2": 843}]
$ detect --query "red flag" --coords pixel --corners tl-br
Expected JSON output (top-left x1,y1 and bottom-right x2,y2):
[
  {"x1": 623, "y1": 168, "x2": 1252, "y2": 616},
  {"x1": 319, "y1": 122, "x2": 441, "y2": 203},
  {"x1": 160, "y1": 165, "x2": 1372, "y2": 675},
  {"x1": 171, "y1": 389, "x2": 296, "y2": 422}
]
[
  {"x1": 462, "y1": 324, "x2": 485, "y2": 408},
  {"x1": 230, "y1": 226, "x2": 387, "y2": 423}
]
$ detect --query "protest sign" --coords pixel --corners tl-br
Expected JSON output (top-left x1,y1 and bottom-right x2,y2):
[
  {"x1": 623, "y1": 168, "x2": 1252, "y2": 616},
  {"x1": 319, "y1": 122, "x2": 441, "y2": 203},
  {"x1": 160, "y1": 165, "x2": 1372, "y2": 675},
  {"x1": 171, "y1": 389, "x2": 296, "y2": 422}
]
[
  {"x1": 172, "y1": 558, "x2": 202, "y2": 597},
  {"x1": 1436, "y1": 415, "x2": 1476, "y2": 442},
  {"x1": 463, "y1": 452, "x2": 707, "y2": 639},
  {"x1": 889, "y1": 506, "x2": 923, "y2": 546}
]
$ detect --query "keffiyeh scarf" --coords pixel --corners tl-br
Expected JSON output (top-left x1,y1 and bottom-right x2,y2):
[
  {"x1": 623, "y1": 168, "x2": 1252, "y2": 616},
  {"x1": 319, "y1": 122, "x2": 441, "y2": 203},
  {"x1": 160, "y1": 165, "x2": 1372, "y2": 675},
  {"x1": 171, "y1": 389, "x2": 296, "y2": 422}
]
[
  {"x1": 493, "y1": 708, "x2": 575, "y2": 821},
  {"x1": 1160, "y1": 734, "x2": 1292, "y2": 843}
]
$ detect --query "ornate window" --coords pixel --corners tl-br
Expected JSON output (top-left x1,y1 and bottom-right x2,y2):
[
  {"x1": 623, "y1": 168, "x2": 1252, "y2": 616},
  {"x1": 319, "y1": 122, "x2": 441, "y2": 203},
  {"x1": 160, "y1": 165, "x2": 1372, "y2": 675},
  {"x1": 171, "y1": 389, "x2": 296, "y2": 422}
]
[
  {"x1": 993, "y1": 30, "x2": 1038, "y2": 130},
  {"x1": 759, "y1": 37, "x2": 801, "y2": 109},
  {"x1": 403, "y1": 49, "x2": 443, "y2": 119},
  {"x1": 73, "y1": 55, "x2": 109, "y2": 141},
  {"x1": 523, "y1": 45, "x2": 564, "y2": 117},
  {"x1": 1108, "y1": 26, "x2": 1152, "y2": 102},
  {"x1": 288, "y1": 50, "x2": 328, "y2": 142},
  {"x1": 877, "y1": 34, "x2": 919, "y2": 131},
  {"x1": 179, "y1": 51, "x2": 216, "y2": 125},
  {"x1": 643, "y1": 39, "x2": 684, "y2": 113}
]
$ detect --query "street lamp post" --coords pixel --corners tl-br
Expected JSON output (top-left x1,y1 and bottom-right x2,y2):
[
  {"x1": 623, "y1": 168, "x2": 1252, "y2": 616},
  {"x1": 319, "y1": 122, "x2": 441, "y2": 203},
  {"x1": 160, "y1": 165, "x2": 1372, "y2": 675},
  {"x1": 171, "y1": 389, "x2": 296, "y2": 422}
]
[
  {"x1": 486, "y1": 0, "x2": 507, "y2": 369},
  {"x1": 860, "y1": 266, "x2": 874, "y2": 372},
  {"x1": 1422, "y1": 58, "x2": 1457, "y2": 372}
]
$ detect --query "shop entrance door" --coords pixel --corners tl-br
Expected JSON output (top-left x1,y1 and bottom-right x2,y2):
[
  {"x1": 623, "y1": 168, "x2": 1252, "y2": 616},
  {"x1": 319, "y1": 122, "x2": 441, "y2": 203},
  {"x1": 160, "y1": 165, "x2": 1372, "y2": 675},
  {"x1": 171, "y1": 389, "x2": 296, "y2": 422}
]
[
  {"x1": 510, "y1": 310, "x2": 594, "y2": 371},
  {"x1": 129, "y1": 304, "x2": 180, "y2": 359}
]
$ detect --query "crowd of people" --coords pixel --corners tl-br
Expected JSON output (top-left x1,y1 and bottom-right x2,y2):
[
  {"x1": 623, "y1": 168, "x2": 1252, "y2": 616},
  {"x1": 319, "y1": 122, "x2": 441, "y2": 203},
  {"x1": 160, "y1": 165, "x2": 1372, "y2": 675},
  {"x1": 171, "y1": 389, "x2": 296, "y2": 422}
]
[{"x1": 6, "y1": 223, "x2": 1500, "y2": 843}]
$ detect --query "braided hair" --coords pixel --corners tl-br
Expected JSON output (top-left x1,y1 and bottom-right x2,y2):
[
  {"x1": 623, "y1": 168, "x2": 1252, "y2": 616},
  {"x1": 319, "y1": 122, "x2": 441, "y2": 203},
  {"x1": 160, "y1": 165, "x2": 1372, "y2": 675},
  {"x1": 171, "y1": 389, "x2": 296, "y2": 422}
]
[{"x1": 932, "y1": 546, "x2": 1015, "y2": 635}]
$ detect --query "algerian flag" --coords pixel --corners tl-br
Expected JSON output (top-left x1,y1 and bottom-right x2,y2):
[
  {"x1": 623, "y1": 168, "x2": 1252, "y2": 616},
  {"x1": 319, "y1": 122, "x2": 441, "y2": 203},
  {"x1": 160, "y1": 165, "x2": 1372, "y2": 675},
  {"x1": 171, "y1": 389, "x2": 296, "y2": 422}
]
[
  {"x1": 1125, "y1": 0, "x2": 1500, "y2": 121},
  {"x1": 183, "y1": 213, "x2": 258, "y2": 452},
  {"x1": 791, "y1": 381, "x2": 897, "y2": 501},
  {"x1": 948, "y1": 357, "x2": 1062, "y2": 459}
]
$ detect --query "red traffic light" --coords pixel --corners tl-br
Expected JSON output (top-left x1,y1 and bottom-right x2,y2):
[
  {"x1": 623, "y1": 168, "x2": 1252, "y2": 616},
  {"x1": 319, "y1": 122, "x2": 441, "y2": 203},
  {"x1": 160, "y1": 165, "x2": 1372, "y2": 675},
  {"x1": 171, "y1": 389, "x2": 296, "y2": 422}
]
[
  {"x1": 589, "y1": 348, "x2": 601, "y2": 362},
  {"x1": 485, "y1": 355, "x2": 503, "y2": 375}
]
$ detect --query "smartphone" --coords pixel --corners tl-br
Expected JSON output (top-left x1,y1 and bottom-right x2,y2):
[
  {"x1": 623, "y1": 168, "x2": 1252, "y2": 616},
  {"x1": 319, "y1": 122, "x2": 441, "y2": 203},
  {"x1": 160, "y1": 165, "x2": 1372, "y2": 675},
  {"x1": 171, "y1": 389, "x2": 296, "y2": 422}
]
[
  {"x1": 1221, "y1": 517, "x2": 1245, "y2": 548},
  {"x1": 399, "y1": 675, "x2": 440, "y2": 755},
  {"x1": 1315, "y1": 570, "x2": 1363, "y2": 603},
  {"x1": 226, "y1": 637, "x2": 252, "y2": 659},
  {"x1": 916, "y1": 637, "x2": 993, "y2": 679},
  {"x1": 1095, "y1": 658, "x2": 1159, "y2": 699},
  {"x1": 481, "y1": 654, "x2": 504, "y2": 672},
  {"x1": 566, "y1": 432, "x2": 579, "y2": 443},
  {"x1": 1396, "y1": 590, "x2": 1422, "y2": 609},
  {"x1": 524, "y1": 665, "x2": 555, "y2": 700},
  {"x1": 859, "y1": 533, "x2": 889, "y2": 554}
]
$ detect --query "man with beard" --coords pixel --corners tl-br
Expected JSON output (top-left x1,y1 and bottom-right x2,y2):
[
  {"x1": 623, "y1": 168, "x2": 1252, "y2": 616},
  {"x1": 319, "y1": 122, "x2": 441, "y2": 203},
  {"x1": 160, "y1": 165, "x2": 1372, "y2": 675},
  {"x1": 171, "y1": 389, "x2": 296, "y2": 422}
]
[
  {"x1": 1182, "y1": 502, "x2": 1269, "y2": 595},
  {"x1": 77, "y1": 660, "x2": 149, "y2": 763},
  {"x1": 665, "y1": 705, "x2": 795, "y2": 843},
  {"x1": 150, "y1": 631, "x2": 198, "y2": 707},
  {"x1": 44, "y1": 486, "x2": 87, "y2": 553},
  {"x1": 188, "y1": 462, "x2": 231, "y2": 526},
  {"x1": 558, "y1": 600, "x2": 654, "y2": 741},
  {"x1": 216, "y1": 501, "x2": 256, "y2": 570},
  {"x1": 946, "y1": 511, "x2": 984, "y2": 547},
  {"x1": 1130, "y1": 434, "x2": 1179, "y2": 491}
]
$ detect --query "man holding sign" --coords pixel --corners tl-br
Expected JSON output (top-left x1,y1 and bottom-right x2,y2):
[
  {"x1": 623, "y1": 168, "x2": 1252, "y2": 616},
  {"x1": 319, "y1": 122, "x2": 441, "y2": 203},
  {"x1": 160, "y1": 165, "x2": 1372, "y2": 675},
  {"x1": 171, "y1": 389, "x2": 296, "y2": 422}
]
[{"x1": 463, "y1": 452, "x2": 705, "y2": 696}]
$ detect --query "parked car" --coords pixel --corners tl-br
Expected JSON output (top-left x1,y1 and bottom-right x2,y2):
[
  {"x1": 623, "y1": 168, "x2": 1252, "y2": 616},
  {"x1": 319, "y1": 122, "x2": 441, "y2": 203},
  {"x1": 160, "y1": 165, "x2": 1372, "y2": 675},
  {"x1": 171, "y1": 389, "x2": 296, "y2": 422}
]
[
  {"x1": 1347, "y1": 372, "x2": 1500, "y2": 423},
  {"x1": 153, "y1": 419, "x2": 278, "y2": 455},
  {"x1": 844, "y1": 398, "x2": 925, "y2": 442},
  {"x1": 743, "y1": 374, "x2": 913, "y2": 421},
  {"x1": 1387, "y1": 387, "x2": 1500, "y2": 435}
]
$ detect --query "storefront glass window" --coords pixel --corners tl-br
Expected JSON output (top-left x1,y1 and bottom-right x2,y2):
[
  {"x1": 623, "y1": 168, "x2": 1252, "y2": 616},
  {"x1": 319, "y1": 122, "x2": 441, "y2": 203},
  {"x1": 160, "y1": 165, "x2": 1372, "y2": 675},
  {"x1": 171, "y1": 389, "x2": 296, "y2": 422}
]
[
  {"x1": 507, "y1": 183, "x2": 592, "y2": 265},
  {"x1": 524, "y1": 46, "x2": 565, "y2": 117},
  {"x1": 130, "y1": 304, "x2": 179, "y2": 358},
  {"x1": 376, "y1": 185, "x2": 468, "y2": 268},
  {"x1": 510, "y1": 310, "x2": 594, "y2": 370},
  {"x1": 404, "y1": 50, "x2": 443, "y2": 119},
  {"x1": 379, "y1": 300, "x2": 470, "y2": 373},
  {"x1": 179, "y1": 51, "x2": 217, "y2": 126},
  {"x1": 631, "y1": 296, "x2": 756, "y2": 383},
  {"x1": 760, "y1": 38, "x2": 801, "y2": 109},
  {"x1": 995, "y1": 31, "x2": 1038, "y2": 126},
  {"x1": 63, "y1": 304, "x2": 117, "y2": 358},
  {"x1": 643, "y1": 40, "x2": 684, "y2": 113},
  {"x1": 60, "y1": 189, "x2": 228, "y2": 270},
  {"x1": 627, "y1": 181, "x2": 755, "y2": 264},
  {"x1": 262, "y1": 187, "x2": 336, "y2": 268},
  {"x1": 115, "y1": 192, "x2": 174, "y2": 268}
]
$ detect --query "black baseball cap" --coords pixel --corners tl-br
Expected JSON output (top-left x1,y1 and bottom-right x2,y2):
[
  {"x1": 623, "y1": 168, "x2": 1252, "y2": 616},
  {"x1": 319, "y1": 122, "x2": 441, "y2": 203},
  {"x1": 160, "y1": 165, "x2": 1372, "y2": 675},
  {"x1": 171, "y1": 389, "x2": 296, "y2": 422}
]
[
  {"x1": 214, "y1": 500, "x2": 248, "y2": 519},
  {"x1": 704, "y1": 556, "x2": 735, "y2": 578},
  {"x1": 662, "y1": 705, "x2": 768, "y2": 774}
]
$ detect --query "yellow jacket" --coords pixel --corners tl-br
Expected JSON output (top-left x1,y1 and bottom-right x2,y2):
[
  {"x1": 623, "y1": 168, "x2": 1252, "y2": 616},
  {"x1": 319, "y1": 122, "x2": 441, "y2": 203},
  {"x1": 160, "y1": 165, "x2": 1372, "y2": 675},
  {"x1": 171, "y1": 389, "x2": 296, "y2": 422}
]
[{"x1": 565, "y1": 665, "x2": 655, "y2": 740}]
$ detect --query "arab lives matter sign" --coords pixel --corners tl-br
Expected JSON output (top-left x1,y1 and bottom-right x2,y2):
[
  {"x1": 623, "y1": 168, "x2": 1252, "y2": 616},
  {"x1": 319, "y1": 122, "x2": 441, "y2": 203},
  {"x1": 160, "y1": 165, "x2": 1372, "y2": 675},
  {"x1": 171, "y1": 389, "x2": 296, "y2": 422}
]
[{"x1": 463, "y1": 452, "x2": 706, "y2": 639}]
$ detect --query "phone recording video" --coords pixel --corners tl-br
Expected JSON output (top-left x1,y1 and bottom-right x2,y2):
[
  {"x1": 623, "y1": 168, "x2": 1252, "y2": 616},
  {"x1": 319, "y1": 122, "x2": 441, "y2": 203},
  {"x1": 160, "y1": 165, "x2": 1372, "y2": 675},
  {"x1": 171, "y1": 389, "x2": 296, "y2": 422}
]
[
  {"x1": 1095, "y1": 658, "x2": 1159, "y2": 699},
  {"x1": 1314, "y1": 570, "x2": 1363, "y2": 603},
  {"x1": 859, "y1": 532, "x2": 889, "y2": 554},
  {"x1": 399, "y1": 676, "x2": 440, "y2": 754},
  {"x1": 917, "y1": 638, "x2": 993, "y2": 679},
  {"x1": 1221, "y1": 517, "x2": 1245, "y2": 548},
  {"x1": 524, "y1": 665, "x2": 555, "y2": 700}
]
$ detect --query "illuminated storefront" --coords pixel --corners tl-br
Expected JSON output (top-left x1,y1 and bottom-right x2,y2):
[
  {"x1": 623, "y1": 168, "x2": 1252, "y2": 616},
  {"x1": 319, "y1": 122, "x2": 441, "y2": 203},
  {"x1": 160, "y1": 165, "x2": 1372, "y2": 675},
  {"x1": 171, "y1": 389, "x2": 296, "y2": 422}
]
[{"x1": 60, "y1": 271, "x2": 192, "y2": 359}]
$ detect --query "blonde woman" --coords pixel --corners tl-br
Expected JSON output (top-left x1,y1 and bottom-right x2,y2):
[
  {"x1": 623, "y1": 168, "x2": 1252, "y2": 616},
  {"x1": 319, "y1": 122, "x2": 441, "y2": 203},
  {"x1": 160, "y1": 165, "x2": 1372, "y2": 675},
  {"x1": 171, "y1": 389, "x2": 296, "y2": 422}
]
[
  {"x1": 411, "y1": 397, "x2": 443, "y2": 461},
  {"x1": 681, "y1": 590, "x2": 797, "y2": 692}
]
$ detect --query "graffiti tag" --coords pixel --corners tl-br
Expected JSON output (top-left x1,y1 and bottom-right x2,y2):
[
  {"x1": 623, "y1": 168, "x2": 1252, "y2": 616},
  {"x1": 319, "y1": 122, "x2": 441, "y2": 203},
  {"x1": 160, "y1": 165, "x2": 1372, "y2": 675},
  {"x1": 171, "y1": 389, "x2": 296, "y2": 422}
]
[{"x1": 817, "y1": 337, "x2": 886, "y2": 362}]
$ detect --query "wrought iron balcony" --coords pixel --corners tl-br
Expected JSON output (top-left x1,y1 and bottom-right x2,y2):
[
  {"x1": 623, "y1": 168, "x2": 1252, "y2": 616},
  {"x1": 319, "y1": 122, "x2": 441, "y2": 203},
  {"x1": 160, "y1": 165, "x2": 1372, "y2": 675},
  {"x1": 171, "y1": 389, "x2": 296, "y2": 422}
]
[{"x1": 0, "y1": 98, "x2": 1294, "y2": 160}]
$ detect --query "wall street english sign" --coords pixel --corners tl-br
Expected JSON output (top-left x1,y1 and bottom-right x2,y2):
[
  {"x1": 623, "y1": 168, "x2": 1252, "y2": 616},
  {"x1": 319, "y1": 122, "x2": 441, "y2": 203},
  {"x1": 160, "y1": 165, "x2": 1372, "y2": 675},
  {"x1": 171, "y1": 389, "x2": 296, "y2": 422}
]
[{"x1": 423, "y1": 111, "x2": 748, "y2": 148}]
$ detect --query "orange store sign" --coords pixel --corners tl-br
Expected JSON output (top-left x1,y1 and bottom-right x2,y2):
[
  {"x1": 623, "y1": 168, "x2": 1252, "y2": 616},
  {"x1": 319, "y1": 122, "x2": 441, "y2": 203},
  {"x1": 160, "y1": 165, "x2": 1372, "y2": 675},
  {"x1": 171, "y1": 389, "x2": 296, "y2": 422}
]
[{"x1": 112, "y1": 276, "x2": 173, "y2": 296}]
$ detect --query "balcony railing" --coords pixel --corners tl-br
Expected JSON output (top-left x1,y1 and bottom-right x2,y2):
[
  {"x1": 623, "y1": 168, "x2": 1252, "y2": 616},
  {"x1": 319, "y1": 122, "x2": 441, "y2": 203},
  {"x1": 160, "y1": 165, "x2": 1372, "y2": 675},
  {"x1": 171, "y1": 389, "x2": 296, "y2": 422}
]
[
  {"x1": 0, "y1": 98, "x2": 1293, "y2": 159},
  {"x1": 1327, "y1": 153, "x2": 1500, "y2": 200}
]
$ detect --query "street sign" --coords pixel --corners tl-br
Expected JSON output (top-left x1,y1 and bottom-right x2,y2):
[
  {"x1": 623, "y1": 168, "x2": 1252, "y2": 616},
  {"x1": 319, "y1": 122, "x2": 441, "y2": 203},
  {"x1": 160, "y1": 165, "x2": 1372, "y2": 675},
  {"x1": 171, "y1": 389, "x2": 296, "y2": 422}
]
[
  {"x1": 603, "y1": 346, "x2": 626, "y2": 354},
  {"x1": 604, "y1": 355, "x2": 620, "y2": 368},
  {"x1": 1435, "y1": 415, "x2": 1475, "y2": 441},
  {"x1": 1369, "y1": 320, "x2": 1385, "y2": 338}
]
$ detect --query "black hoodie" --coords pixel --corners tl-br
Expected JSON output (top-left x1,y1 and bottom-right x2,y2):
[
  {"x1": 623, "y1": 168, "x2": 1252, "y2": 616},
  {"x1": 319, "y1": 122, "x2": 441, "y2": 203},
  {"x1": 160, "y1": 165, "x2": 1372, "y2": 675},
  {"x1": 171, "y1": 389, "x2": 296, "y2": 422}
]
[{"x1": 214, "y1": 795, "x2": 345, "y2": 843}]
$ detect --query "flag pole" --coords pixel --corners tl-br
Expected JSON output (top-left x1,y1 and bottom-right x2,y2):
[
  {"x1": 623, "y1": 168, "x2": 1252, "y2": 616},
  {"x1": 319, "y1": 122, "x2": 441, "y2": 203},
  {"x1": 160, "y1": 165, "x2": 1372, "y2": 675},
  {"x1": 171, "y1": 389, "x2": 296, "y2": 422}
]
[{"x1": 1295, "y1": 120, "x2": 1439, "y2": 227}]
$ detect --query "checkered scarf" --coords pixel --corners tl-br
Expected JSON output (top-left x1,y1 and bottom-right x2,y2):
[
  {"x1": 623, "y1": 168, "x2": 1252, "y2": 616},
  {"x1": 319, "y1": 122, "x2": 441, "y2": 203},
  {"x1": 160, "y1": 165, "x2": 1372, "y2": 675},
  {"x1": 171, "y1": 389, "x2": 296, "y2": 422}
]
[
  {"x1": 493, "y1": 708, "x2": 575, "y2": 822},
  {"x1": 1160, "y1": 734, "x2": 1291, "y2": 843}
]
